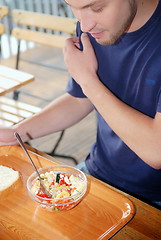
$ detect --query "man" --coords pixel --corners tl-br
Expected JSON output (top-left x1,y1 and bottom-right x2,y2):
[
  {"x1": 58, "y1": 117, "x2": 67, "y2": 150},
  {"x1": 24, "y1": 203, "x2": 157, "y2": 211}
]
[{"x1": 0, "y1": 0, "x2": 161, "y2": 207}]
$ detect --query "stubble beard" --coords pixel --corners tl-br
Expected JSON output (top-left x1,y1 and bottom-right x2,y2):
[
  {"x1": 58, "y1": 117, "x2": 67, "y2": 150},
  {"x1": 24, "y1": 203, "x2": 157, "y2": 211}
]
[{"x1": 97, "y1": 1, "x2": 137, "y2": 46}]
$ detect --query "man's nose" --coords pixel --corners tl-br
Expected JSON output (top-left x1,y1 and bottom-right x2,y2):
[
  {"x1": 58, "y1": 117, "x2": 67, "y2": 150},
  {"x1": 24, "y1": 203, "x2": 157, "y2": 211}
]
[{"x1": 79, "y1": 11, "x2": 95, "y2": 33}]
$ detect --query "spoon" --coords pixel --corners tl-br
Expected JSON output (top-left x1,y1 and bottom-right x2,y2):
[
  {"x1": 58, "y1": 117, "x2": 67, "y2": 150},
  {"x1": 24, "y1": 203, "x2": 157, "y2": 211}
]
[{"x1": 14, "y1": 132, "x2": 52, "y2": 198}]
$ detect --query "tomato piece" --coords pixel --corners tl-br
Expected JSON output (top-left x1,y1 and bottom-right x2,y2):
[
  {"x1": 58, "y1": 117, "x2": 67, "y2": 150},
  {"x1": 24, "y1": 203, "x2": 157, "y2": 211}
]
[
  {"x1": 50, "y1": 181, "x2": 55, "y2": 187},
  {"x1": 59, "y1": 178, "x2": 71, "y2": 186},
  {"x1": 36, "y1": 193, "x2": 52, "y2": 204},
  {"x1": 61, "y1": 173, "x2": 71, "y2": 178},
  {"x1": 59, "y1": 179, "x2": 66, "y2": 185},
  {"x1": 37, "y1": 193, "x2": 51, "y2": 199},
  {"x1": 56, "y1": 198, "x2": 72, "y2": 205}
]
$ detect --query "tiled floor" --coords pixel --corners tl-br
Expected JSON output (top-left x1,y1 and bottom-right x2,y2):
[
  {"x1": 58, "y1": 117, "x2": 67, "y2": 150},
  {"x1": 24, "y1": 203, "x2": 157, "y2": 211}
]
[{"x1": 1, "y1": 45, "x2": 96, "y2": 166}]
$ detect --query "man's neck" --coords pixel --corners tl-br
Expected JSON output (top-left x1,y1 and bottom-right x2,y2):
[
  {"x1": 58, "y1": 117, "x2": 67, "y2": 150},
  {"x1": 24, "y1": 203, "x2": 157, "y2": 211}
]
[{"x1": 128, "y1": 0, "x2": 159, "y2": 32}]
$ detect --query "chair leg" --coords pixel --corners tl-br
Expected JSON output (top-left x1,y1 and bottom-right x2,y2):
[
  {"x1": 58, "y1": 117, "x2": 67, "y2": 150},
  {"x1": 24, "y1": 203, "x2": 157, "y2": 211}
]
[
  {"x1": 47, "y1": 130, "x2": 78, "y2": 165},
  {"x1": 50, "y1": 130, "x2": 65, "y2": 154},
  {"x1": 13, "y1": 90, "x2": 20, "y2": 100},
  {"x1": 16, "y1": 39, "x2": 21, "y2": 70},
  {"x1": 13, "y1": 39, "x2": 21, "y2": 100}
]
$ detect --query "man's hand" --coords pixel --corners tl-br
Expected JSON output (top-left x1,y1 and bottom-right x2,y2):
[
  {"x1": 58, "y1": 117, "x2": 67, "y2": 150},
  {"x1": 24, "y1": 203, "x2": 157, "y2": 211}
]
[
  {"x1": 63, "y1": 33, "x2": 98, "y2": 92},
  {"x1": 0, "y1": 126, "x2": 17, "y2": 146}
]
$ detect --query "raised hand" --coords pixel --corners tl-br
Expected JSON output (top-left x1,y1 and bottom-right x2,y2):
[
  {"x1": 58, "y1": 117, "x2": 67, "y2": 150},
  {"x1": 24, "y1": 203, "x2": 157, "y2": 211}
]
[{"x1": 63, "y1": 33, "x2": 98, "y2": 93}]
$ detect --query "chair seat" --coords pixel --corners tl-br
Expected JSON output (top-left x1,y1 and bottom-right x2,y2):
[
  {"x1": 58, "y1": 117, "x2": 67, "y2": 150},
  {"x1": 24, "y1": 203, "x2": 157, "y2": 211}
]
[
  {"x1": 0, "y1": 96, "x2": 41, "y2": 126},
  {"x1": 0, "y1": 96, "x2": 78, "y2": 164}
]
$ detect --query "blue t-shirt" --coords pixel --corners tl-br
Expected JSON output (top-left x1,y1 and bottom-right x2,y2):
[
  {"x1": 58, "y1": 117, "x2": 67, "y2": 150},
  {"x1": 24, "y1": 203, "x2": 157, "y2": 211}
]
[{"x1": 67, "y1": 1, "x2": 161, "y2": 202}]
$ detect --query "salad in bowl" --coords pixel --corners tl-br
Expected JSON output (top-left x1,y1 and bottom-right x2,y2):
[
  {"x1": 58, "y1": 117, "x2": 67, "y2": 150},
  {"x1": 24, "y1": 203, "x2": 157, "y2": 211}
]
[{"x1": 27, "y1": 165, "x2": 87, "y2": 212}]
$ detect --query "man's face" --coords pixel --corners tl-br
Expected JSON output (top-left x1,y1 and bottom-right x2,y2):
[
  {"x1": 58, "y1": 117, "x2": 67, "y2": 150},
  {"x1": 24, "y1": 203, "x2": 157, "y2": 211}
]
[{"x1": 65, "y1": 0, "x2": 137, "y2": 45}]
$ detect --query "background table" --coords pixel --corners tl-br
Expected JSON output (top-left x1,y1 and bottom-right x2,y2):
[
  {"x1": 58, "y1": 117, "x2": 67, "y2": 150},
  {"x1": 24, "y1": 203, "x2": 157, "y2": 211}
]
[{"x1": 0, "y1": 65, "x2": 34, "y2": 96}]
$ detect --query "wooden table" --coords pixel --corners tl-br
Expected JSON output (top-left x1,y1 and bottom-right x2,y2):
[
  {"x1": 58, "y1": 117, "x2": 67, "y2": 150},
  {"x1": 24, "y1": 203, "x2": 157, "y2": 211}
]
[
  {"x1": 0, "y1": 65, "x2": 34, "y2": 96},
  {"x1": 0, "y1": 145, "x2": 160, "y2": 240},
  {"x1": 103, "y1": 184, "x2": 161, "y2": 239},
  {"x1": 31, "y1": 147, "x2": 161, "y2": 240}
]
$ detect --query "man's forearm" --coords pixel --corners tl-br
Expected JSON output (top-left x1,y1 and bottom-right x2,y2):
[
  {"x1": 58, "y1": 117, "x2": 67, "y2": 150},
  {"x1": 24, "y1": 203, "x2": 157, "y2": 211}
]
[
  {"x1": 13, "y1": 93, "x2": 93, "y2": 142},
  {"x1": 83, "y1": 77, "x2": 161, "y2": 169}
]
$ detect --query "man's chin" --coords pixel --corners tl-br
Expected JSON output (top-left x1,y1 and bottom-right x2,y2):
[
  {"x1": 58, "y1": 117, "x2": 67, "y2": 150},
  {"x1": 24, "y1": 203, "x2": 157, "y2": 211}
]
[
  {"x1": 95, "y1": 38, "x2": 116, "y2": 46},
  {"x1": 95, "y1": 34, "x2": 122, "y2": 46}
]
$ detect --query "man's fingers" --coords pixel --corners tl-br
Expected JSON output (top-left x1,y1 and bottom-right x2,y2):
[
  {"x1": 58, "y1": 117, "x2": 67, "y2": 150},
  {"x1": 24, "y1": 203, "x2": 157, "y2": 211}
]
[
  {"x1": 64, "y1": 37, "x2": 81, "y2": 53},
  {"x1": 81, "y1": 33, "x2": 92, "y2": 50}
]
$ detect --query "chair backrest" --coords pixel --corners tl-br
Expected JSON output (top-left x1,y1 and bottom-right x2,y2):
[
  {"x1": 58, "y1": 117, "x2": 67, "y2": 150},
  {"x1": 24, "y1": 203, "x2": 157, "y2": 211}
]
[
  {"x1": 0, "y1": 6, "x2": 9, "y2": 19},
  {"x1": 12, "y1": 9, "x2": 76, "y2": 49},
  {"x1": 0, "y1": 6, "x2": 9, "y2": 35},
  {"x1": 0, "y1": 22, "x2": 4, "y2": 35}
]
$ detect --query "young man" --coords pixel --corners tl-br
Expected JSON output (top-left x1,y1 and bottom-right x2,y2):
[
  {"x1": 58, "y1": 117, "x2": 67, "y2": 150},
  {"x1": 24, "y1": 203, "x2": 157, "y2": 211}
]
[{"x1": 0, "y1": 0, "x2": 161, "y2": 207}]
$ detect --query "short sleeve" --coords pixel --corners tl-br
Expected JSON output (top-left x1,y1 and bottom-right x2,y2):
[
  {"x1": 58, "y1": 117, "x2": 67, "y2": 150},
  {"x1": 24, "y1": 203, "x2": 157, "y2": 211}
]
[
  {"x1": 66, "y1": 76, "x2": 86, "y2": 98},
  {"x1": 157, "y1": 91, "x2": 161, "y2": 112}
]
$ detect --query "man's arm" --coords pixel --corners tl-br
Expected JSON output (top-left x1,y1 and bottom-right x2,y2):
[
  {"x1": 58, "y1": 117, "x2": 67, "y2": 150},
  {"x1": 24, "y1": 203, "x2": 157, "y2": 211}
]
[
  {"x1": 63, "y1": 33, "x2": 161, "y2": 169},
  {"x1": 0, "y1": 93, "x2": 94, "y2": 145}
]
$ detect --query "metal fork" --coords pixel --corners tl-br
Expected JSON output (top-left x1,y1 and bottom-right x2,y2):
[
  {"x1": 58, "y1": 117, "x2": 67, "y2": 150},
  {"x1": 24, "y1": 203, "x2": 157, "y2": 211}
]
[{"x1": 14, "y1": 132, "x2": 52, "y2": 198}]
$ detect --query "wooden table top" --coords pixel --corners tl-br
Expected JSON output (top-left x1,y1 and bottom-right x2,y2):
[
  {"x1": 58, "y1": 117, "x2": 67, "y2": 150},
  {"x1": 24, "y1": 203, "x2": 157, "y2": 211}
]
[
  {"x1": 35, "y1": 148, "x2": 161, "y2": 240},
  {"x1": 0, "y1": 145, "x2": 160, "y2": 240},
  {"x1": 102, "y1": 184, "x2": 161, "y2": 240},
  {"x1": 0, "y1": 65, "x2": 34, "y2": 96}
]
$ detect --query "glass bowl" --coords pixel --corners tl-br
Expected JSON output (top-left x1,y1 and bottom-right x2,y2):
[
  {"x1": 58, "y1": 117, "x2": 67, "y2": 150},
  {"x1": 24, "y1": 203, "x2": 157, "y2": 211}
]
[{"x1": 27, "y1": 165, "x2": 87, "y2": 212}]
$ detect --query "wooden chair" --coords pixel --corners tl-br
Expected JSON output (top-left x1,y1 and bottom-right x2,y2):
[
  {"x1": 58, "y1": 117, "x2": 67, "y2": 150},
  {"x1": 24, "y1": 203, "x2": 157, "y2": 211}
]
[
  {"x1": 11, "y1": 9, "x2": 78, "y2": 164},
  {"x1": 12, "y1": 9, "x2": 76, "y2": 70},
  {"x1": 0, "y1": 6, "x2": 9, "y2": 57},
  {"x1": 0, "y1": 7, "x2": 41, "y2": 129},
  {"x1": 0, "y1": 6, "x2": 8, "y2": 30},
  {"x1": 0, "y1": 96, "x2": 40, "y2": 126}
]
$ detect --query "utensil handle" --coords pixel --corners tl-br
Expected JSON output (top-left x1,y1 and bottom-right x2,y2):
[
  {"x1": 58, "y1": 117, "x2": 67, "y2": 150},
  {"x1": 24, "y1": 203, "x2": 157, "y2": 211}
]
[{"x1": 14, "y1": 132, "x2": 41, "y2": 179}]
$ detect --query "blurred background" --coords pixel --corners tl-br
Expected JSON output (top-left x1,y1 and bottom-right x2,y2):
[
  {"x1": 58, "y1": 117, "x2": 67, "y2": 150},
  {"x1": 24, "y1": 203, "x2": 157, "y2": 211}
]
[
  {"x1": 0, "y1": 0, "x2": 74, "y2": 59},
  {"x1": 0, "y1": 0, "x2": 96, "y2": 166}
]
